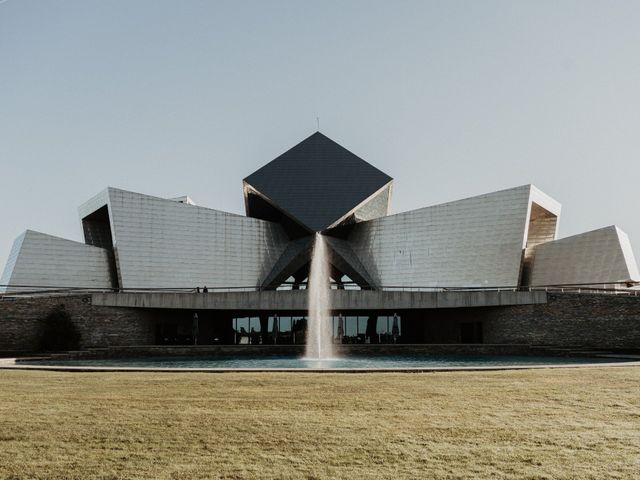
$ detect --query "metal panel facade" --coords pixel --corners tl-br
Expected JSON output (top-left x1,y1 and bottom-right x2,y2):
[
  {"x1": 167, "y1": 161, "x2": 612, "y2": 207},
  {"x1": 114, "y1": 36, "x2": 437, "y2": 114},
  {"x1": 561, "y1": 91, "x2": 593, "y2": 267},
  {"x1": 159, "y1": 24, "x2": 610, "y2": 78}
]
[
  {"x1": 2, "y1": 129, "x2": 638, "y2": 294},
  {"x1": 346, "y1": 185, "x2": 535, "y2": 288},
  {"x1": 105, "y1": 188, "x2": 289, "y2": 289},
  {"x1": 528, "y1": 226, "x2": 640, "y2": 286},
  {"x1": 0, "y1": 230, "x2": 114, "y2": 292},
  {"x1": 0, "y1": 232, "x2": 26, "y2": 290}
]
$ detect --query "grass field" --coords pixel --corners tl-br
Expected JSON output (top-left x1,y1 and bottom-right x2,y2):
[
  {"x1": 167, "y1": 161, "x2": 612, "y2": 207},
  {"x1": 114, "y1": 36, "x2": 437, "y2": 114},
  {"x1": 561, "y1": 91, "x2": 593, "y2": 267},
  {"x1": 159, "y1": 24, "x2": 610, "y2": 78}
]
[{"x1": 0, "y1": 367, "x2": 639, "y2": 479}]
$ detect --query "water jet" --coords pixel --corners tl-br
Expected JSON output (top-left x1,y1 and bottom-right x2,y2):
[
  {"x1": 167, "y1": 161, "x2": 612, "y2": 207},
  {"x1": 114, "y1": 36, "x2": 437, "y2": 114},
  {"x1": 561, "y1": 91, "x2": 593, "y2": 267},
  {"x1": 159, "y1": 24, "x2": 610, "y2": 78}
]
[{"x1": 305, "y1": 233, "x2": 335, "y2": 359}]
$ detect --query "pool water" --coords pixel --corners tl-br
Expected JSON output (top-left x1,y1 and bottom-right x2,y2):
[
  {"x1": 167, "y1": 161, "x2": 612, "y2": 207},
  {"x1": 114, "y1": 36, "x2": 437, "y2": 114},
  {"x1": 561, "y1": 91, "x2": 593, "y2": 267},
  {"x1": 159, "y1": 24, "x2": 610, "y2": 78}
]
[{"x1": 19, "y1": 355, "x2": 627, "y2": 369}]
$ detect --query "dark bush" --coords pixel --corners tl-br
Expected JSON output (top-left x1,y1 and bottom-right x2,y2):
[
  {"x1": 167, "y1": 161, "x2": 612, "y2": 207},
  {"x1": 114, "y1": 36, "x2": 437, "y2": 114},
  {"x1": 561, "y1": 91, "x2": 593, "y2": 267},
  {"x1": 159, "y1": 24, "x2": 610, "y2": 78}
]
[{"x1": 40, "y1": 305, "x2": 81, "y2": 351}]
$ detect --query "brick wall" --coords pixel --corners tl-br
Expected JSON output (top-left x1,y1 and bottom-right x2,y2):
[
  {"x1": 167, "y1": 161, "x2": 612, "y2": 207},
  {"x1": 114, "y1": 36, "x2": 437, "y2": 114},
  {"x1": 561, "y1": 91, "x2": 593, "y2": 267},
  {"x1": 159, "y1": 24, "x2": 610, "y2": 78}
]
[{"x1": 0, "y1": 295, "x2": 153, "y2": 354}]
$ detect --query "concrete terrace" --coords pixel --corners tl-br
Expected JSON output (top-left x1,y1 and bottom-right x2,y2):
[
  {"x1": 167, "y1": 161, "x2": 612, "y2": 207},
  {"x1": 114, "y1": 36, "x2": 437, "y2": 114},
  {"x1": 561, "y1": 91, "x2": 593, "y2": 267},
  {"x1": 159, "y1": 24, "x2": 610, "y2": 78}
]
[{"x1": 90, "y1": 289, "x2": 548, "y2": 311}]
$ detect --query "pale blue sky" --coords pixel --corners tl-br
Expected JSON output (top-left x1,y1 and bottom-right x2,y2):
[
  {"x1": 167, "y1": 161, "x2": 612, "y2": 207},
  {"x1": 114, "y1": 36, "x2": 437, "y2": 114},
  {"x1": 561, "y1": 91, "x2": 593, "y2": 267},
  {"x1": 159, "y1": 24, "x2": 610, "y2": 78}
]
[{"x1": 2, "y1": 0, "x2": 640, "y2": 268}]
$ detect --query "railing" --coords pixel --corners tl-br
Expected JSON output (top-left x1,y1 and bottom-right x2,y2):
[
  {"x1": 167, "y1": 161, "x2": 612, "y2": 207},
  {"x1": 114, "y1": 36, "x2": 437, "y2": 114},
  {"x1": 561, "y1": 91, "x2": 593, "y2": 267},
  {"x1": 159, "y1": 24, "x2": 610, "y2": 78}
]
[{"x1": 1, "y1": 281, "x2": 639, "y2": 298}]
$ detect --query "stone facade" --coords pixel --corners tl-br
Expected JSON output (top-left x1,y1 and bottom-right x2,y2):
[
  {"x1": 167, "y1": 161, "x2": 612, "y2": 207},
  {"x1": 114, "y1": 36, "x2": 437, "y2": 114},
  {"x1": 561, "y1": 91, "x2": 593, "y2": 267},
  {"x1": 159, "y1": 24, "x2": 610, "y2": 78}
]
[
  {"x1": 1, "y1": 292, "x2": 639, "y2": 355},
  {"x1": 0, "y1": 295, "x2": 153, "y2": 354},
  {"x1": 482, "y1": 293, "x2": 640, "y2": 349}
]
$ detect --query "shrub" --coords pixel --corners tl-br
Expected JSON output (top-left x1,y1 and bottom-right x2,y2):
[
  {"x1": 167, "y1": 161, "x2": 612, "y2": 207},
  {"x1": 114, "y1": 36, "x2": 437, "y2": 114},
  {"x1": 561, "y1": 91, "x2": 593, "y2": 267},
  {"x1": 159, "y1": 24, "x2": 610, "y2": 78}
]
[{"x1": 40, "y1": 305, "x2": 81, "y2": 351}]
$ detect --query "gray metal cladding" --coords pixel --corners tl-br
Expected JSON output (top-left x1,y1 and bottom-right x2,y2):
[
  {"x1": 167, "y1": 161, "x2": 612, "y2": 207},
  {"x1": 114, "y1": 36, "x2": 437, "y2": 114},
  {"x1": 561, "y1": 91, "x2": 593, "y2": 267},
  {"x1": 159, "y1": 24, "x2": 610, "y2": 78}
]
[
  {"x1": 324, "y1": 236, "x2": 377, "y2": 288},
  {"x1": 3, "y1": 131, "x2": 639, "y2": 294},
  {"x1": 260, "y1": 236, "x2": 314, "y2": 289},
  {"x1": 352, "y1": 184, "x2": 392, "y2": 223},
  {"x1": 0, "y1": 231, "x2": 26, "y2": 290},
  {"x1": 105, "y1": 188, "x2": 289, "y2": 289},
  {"x1": 243, "y1": 132, "x2": 393, "y2": 231},
  {"x1": 346, "y1": 185, "x2": 534, "y2": 288},
  {"x1": 528, "y1": 226, "x2": 640, "y2": 286},
  {"x1": 0, "y1": 230, "x2": 114, "y2": 292}
]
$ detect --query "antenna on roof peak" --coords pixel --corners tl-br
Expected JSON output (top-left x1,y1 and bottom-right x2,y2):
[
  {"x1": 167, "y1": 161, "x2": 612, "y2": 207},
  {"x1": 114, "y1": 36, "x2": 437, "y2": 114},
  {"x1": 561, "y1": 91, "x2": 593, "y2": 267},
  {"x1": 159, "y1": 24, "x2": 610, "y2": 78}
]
[{"x1": 316, "y1": 116, "x2": 320, "y2": 132}]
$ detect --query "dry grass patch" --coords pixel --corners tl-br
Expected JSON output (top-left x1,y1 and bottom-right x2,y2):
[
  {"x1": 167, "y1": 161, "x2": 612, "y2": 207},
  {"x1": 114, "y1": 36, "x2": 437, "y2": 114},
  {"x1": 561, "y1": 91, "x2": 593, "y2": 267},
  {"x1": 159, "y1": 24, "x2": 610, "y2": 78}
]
[{"x1": 0, "y1": 367, "x2": 639, "y2": 479}]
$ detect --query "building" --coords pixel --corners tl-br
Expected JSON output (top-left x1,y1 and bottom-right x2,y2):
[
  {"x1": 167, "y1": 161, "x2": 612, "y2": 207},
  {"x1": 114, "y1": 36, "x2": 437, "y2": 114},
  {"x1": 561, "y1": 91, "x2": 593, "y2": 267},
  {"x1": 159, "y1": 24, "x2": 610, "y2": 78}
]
[{"x1": 1, "y1": 132, "x2": 639, "y2": 352}]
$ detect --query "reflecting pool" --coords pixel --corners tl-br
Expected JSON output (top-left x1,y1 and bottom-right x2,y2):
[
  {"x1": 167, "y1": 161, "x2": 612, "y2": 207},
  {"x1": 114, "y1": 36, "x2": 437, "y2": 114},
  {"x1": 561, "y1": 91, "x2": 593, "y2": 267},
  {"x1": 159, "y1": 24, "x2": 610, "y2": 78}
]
[{"x1": 18, "y1": 355, "x2": 629, "y2": 370}]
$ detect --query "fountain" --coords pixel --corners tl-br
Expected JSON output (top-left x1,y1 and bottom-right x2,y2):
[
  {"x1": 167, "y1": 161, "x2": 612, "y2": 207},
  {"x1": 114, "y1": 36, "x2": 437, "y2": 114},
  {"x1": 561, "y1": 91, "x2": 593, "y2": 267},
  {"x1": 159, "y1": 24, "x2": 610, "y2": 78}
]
[{"x1": 305, "y1": 233, "x2": 335, "y2": 359}]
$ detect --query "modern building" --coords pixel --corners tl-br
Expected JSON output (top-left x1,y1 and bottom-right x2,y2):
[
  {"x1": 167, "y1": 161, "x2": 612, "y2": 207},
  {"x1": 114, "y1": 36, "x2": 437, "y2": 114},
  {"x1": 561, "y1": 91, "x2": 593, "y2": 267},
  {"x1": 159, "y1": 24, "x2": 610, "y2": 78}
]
[{"x1": 1, "y1": 132, "x2": 639, "y2": 351}]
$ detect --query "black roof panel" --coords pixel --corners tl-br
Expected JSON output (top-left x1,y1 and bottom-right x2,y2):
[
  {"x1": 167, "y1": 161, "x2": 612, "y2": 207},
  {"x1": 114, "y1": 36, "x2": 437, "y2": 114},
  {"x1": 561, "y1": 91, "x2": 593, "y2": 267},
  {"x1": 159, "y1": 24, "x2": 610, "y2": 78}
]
[{"x1": 244, "y1": 132, "x2": 392, "y2": 232}]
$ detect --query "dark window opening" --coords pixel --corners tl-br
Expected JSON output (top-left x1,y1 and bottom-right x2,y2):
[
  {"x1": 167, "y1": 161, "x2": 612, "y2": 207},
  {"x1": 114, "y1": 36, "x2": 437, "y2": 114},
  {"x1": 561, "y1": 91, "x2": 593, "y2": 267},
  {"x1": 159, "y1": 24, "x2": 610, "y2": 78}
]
[
  {"x1": 82, "y1": 205, "x2": 119, "y2": 289},
  {"x1": 82, "y1": 205, "x2": 114, "y2": 250}
]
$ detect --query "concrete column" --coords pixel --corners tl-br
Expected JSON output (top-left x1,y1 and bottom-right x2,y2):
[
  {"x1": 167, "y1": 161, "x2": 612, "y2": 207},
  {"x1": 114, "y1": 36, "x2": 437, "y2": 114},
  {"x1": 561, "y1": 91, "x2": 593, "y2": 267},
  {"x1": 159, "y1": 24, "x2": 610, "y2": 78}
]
[
  {"x1": 259, "y1": 314, "x2": 269, "y2": 345},
  {"x1": 366, "y1": 315, "x2": 378, "y2": 343}
]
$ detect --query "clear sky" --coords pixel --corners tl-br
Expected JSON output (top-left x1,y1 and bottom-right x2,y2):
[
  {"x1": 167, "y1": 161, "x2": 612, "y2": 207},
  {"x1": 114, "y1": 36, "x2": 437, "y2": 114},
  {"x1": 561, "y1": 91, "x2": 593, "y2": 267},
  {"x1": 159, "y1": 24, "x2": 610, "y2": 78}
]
[{"x1": 1, "y1": 0, "x2": 640, "y2": 268}]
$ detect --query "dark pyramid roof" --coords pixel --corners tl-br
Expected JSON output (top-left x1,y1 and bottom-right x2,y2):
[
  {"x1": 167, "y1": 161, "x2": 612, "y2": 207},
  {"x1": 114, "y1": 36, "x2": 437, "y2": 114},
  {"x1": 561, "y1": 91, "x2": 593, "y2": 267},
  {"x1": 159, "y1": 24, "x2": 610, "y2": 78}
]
[{"x1": 243, "y1": 132, "x2": 392, "y2": 232}]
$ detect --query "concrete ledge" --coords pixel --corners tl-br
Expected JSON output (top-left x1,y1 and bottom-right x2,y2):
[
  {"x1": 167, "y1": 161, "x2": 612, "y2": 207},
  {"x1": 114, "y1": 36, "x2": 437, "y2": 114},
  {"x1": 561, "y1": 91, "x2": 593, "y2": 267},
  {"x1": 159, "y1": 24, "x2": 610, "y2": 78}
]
[{"x1": 91, "y1": 290, "x2": 548, "y2": 311}]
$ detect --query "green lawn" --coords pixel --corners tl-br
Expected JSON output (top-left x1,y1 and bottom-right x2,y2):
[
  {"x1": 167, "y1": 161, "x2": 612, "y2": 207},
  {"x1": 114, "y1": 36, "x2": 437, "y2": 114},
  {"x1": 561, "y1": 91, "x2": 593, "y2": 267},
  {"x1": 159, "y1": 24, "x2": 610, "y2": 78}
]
[{"x1": 0, "y1": 367, "x2": 638, "y2": 479}]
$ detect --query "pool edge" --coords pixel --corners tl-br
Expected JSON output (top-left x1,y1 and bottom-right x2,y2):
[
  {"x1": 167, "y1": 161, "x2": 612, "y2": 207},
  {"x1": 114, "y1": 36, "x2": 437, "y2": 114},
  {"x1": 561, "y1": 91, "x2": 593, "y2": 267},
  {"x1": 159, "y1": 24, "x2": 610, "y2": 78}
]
[{"x1": 2, "y1": 357, "x2": 640, "y2": 373}]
